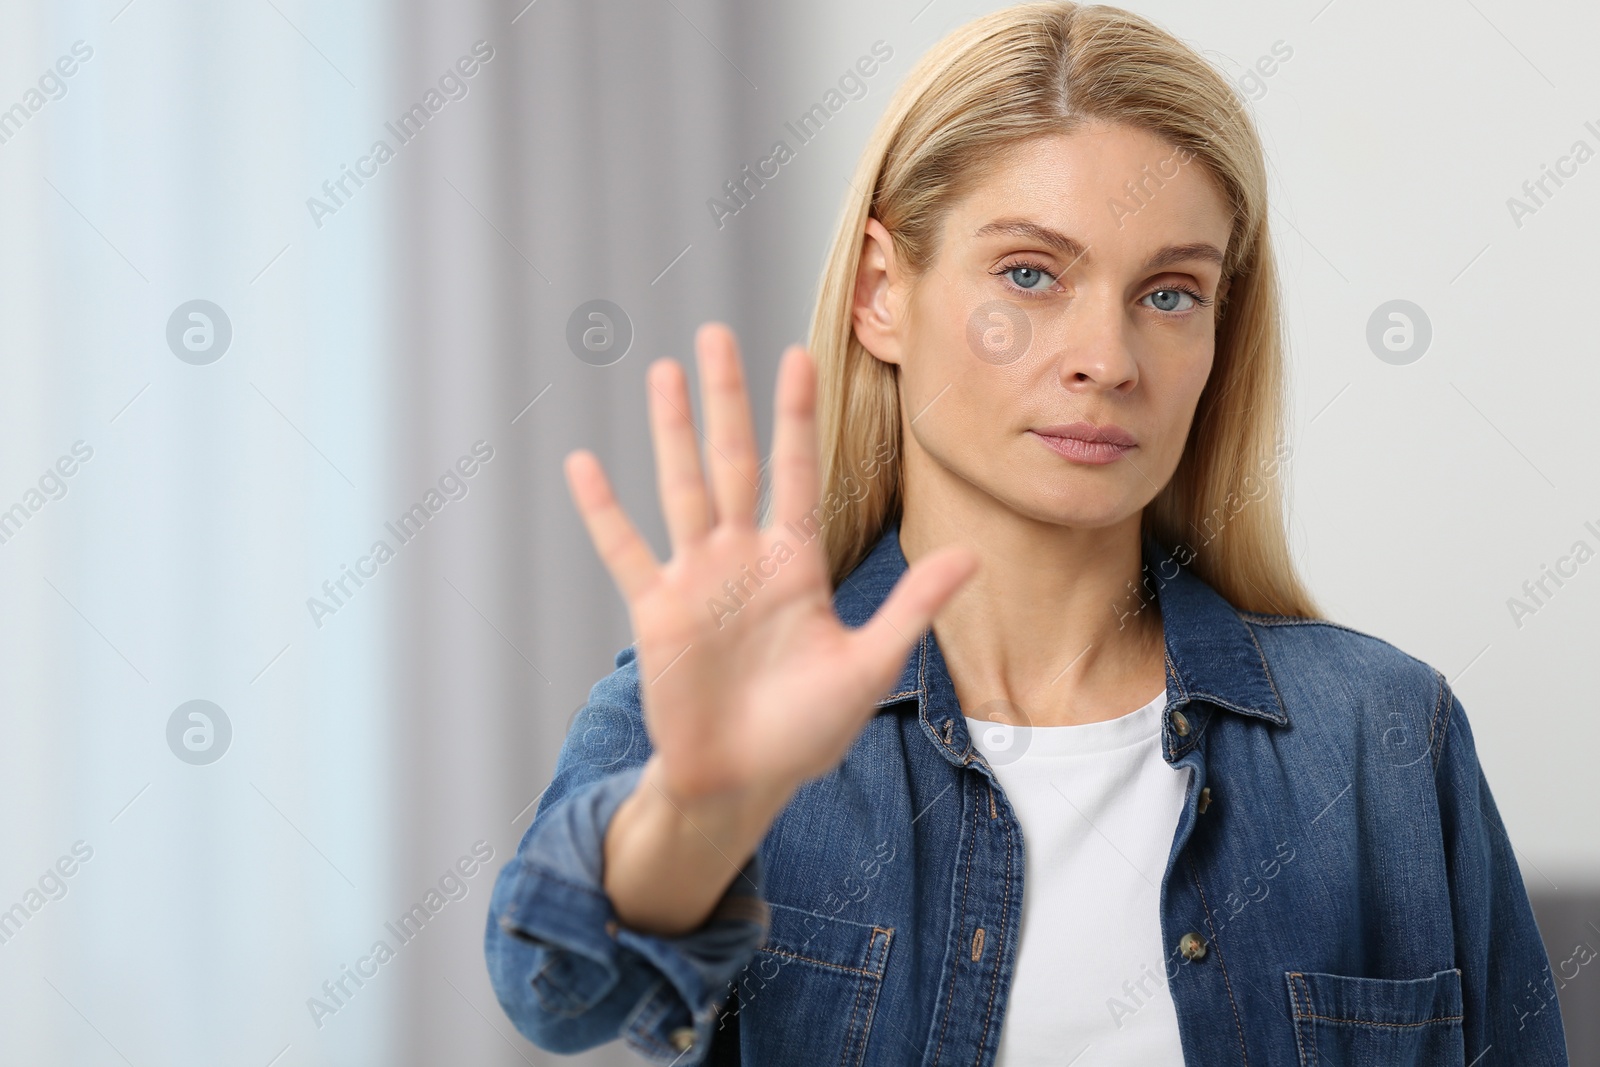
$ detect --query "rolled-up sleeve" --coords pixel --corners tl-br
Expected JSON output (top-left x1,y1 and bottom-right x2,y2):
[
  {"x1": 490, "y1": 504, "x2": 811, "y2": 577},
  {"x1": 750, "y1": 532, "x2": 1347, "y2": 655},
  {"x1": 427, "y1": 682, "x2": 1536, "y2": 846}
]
[
  {"x1": 1432, "y1": 675, "x2": 1570, "y2": 1065},
  {"x1": 484, "y1": 643, "x2": 771, "y2": 1063}
]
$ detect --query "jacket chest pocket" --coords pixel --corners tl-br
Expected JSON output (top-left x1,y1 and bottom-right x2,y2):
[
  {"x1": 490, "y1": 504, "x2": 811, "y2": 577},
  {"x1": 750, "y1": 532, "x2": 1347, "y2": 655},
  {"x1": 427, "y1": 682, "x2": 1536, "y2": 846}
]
[
  {"x1": 724, "y1": 902, "x2": 894, "y2": 1067},
  {"x1": 1285, "y1": 968, "x2": 1464, "y2": 1067}
]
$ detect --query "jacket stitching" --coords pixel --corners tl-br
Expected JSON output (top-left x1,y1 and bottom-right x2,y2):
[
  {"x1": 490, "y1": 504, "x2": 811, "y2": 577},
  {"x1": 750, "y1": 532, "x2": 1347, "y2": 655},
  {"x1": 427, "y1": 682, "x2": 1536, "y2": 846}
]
[
  {"x1": 918, "y1": 629, "x2": 929, "y2": 694},
  {"x1": 1292, "y1": 1011, "x2": 1464, "y2": 1028},
  {"x1": 921, "y1": 625, "x2": 966, "y2": 1067},
  {"x1": 529, "y1": 951, "x2": 609, "y2": 1018},
  {"x1": 1163, "y1": 652, "x2": 1188, "y2": 760},
  {"x1": 931, "y1": 777, "x2": 976, "y2": 1067},
  {"x1": 754, "y1": 947, "x2": 886, "y2": 978},
  {"x1": 837, "y1": 948, "x2": 870, "y2": 1067},
  {"x1": 618, "y1": 978, "x2": 673, "y2": 1058},
  {"x1": 970, "y1": 787, "x2": 1014, "y2": 1067},
  {"x1": 851, "y1": 930, "x2": 893, "y2": 1066},
  {"x1": 1286, "y1": 968, "x2": 1464, "y2": 1029},
  {"x1": 1239, "y1": 614, "x2": 1445, "y2": 709},
  {"x1": 844, "y1": 927, "x2": 896, "y2": 1067},
  {"x1": 1237, "y1": 613, "x2": 1365, "y2": 636},
  {"x1": 509, "y1": 863, "x2": 612, "y2": 910},
  {"x1": 1168, "y1": 703, "x2": 1207, "y2": 759},
  {"x1": 1238, "y1": 616, "x2": 1289, "y2": 722},
  {"x1": 920, "y1": 627, "x2": 967, "y2": 1067},
  {"x1": 637, "y1": 984, "x2": 671, "y2": 1042},
  {"x1": 1187, "y1": 855, "x2": 1252, "y2": 1067},
  {"x1": 1427, "y1": 669, "x2": 1452, "y2": 775},
  {"x1": 916, "y1": 630, "x2": 941, "y2": 753},
  {"x1": 1300, "y1": 973, "x2": 1316, "y2": 1067},
  {"x1": 1286, "y1": 972, "x2": 1314, "y2": 1067}
]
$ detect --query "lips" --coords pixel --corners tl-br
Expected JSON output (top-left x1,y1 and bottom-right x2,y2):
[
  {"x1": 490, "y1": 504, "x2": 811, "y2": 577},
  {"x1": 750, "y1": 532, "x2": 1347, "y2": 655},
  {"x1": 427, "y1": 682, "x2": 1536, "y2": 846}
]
[{"x1": 1031, "y1": 422, "x2": 1137, "y2": 447}]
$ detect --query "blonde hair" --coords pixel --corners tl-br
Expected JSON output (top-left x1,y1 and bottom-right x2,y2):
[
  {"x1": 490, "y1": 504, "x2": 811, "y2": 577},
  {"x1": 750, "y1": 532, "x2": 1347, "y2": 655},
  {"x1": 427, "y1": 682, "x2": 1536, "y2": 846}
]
[{"x1": 772, "y1": 0, "x2": 1318, "y2": 618}]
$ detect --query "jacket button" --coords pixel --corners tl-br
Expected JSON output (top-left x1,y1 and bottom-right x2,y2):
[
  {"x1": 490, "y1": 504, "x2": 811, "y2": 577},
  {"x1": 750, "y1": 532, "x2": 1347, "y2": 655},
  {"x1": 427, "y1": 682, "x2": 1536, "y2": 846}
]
[
  {"x1": 1179, "y1": 931, "x2": 1207, "y2": 960},
  {"x1": 1171, "y1": 710, "x2": 1191, "y2": 737},
  {"x1": 1198, "y1": 786, "x2": 1212, "y2": 814},
  {"x1": 670, "y1": 1027, "x2": 696, "y2": 1052}
]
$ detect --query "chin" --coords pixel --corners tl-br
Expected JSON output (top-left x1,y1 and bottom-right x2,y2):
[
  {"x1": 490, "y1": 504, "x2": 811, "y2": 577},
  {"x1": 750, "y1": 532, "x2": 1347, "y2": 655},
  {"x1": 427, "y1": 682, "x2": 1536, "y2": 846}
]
[
  {"x1": 1050, "y1": 508, "x2": 1140, "y2": 531},
  {"x1": 1003, "y1": 487, "x2": 1141, "y2": 531}
]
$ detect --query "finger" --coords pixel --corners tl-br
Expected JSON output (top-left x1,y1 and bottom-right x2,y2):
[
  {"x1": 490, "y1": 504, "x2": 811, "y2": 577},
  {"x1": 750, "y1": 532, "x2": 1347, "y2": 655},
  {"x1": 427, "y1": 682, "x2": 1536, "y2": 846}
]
[
  {"x1": 768, "y1": 344, "x2": 820, "y2": 532},
  {"x1": 849, "y1": 543, "x2": 979, "y2": 688},
  {"x1": 564, "y1": 448, "x2": 661, "y2": 601},
  {"x1": 695, "y1": 323, "x2": 760, "y2": 528},
  {"x1": 647, "y1": 358, "x2": 714, "y2": 551}
]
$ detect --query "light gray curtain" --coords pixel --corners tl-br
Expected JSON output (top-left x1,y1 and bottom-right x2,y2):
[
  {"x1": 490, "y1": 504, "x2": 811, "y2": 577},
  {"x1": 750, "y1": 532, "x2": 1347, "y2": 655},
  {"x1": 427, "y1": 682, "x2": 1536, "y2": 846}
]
[{"x1": 385, "y1": 0, "x2": 835, "y2": 1062}]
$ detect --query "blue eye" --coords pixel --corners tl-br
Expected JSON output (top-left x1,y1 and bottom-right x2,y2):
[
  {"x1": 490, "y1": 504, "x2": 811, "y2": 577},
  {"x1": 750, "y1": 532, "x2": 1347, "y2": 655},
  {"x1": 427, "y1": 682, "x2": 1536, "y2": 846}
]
[
  {"x1": 1007, "y1": 266, "x2": 1048, "y2": 289},
  {"x1": 1002, "y1": 263, "x2": 1058, "y2": 291},
  {"x1": 1142, "y1": 287, "x2": 1205, "y2": 312}
]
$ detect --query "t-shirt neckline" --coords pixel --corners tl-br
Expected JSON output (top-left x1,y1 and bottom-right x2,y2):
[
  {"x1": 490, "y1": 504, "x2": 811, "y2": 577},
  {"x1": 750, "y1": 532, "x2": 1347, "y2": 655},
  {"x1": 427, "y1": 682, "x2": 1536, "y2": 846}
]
[{"x1": 962, "y1": 688, "x2": 1169, "y2": 759}]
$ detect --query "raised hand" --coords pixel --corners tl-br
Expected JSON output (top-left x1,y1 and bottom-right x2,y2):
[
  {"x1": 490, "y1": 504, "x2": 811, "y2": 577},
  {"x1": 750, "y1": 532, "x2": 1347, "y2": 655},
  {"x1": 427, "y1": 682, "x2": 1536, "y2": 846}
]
[{"x1": 564, "y1": 322, "x2": 977, "y2": 812}]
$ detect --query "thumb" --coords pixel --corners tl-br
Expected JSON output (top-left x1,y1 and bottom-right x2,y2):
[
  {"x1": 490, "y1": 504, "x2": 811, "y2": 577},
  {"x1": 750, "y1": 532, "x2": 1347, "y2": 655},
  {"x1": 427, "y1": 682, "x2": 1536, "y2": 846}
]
[{"x1": 849, "y1": 543, "x2": 979, "y2": 689}]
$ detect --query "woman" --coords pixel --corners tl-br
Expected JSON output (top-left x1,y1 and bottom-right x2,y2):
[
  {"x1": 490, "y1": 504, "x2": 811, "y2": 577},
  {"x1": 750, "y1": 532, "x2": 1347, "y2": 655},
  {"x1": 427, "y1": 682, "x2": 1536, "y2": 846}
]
[{"x1": 484, "y1": 4, "x2": 1569, "y2": 1065}]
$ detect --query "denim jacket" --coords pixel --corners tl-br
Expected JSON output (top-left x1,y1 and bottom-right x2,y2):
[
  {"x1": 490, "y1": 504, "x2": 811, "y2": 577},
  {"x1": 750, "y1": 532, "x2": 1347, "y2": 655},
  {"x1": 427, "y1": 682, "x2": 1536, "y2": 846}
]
[{"x1": 484, "y1": 518, "x2": 1569, "y2": 1066}]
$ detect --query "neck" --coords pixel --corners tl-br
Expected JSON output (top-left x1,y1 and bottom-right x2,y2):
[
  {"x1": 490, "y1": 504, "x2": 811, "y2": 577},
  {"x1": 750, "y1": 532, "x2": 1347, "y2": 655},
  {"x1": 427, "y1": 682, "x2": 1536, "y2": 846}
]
[{"x1": 897, "y1": 476, "x2": 1165, "y2": 729}]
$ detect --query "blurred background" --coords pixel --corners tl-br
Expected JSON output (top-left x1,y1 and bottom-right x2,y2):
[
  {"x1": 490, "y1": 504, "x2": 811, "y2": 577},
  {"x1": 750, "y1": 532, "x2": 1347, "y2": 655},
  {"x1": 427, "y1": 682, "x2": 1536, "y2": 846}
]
[{"x1": 0, "y1": 0, "x2": 1595, "y2": 1063}]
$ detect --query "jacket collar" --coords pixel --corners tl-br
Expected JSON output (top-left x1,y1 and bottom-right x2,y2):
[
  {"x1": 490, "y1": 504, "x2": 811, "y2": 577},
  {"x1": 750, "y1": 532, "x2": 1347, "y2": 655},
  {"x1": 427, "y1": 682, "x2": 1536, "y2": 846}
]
[{"x1": 832, "y1": 516, "x2": 1288, "y2": 728}]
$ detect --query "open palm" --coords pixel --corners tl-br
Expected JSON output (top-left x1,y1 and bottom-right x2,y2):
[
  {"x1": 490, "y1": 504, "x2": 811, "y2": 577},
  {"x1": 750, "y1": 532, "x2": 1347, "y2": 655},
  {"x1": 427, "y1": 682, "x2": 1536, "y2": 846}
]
[{"x1": 563, "y1": 322, "x2": 976, "y2": 807}]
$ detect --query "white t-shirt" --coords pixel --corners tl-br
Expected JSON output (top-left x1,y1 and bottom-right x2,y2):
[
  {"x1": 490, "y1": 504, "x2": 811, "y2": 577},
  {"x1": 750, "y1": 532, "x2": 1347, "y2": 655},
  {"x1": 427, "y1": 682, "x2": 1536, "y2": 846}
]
[{"x1": 963, "y1": 688, "x2": 1190, "y2": 1066}]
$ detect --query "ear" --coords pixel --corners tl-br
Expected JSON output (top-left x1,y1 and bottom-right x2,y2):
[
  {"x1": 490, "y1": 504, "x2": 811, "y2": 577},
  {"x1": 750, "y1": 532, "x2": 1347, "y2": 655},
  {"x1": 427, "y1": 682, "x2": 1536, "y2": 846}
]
[{"x1": 852, "y1": 217, "x2": 907, "y2": 366}]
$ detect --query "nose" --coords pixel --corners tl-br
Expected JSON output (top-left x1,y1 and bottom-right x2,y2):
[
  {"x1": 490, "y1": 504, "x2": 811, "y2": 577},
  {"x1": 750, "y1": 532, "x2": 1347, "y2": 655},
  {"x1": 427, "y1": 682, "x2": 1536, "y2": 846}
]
[{"x1": 1051, "y1": 296, "x2": 1139, "y2": 394}]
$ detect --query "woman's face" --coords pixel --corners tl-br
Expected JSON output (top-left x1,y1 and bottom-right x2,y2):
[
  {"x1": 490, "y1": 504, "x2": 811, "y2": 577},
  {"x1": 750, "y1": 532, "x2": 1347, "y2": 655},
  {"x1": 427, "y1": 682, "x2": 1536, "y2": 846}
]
[{"x1": 854, "y1": 121, "x2": 1234, "y2": 530}]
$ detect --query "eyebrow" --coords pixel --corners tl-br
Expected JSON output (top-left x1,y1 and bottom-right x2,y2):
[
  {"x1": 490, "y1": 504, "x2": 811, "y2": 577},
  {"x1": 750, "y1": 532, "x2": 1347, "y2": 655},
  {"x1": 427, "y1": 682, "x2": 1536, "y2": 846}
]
[{"x1": 971, "y1": 218, "x2": 1225, "y2": 273}]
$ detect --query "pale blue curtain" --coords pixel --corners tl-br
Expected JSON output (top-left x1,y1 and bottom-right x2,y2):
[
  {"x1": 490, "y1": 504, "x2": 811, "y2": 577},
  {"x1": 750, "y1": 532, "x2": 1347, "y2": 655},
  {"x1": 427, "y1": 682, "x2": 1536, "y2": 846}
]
[{"x1": 0, "y1": 1, "x2": 396, "y2": 1063}]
